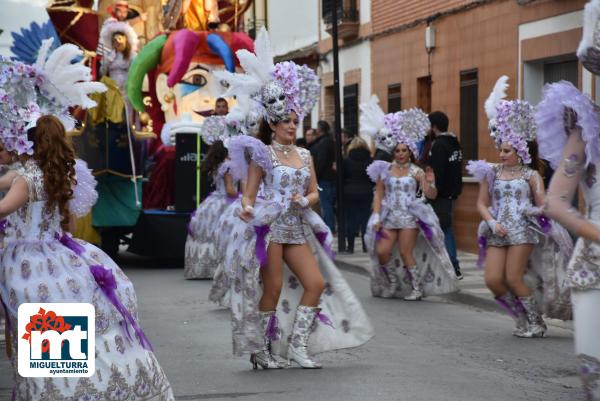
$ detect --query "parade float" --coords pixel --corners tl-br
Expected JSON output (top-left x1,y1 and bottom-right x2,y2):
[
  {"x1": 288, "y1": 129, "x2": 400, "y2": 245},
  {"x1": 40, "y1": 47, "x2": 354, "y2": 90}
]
[{"x1": 9, "y1": 0, "x2": 255, "y2": 259}]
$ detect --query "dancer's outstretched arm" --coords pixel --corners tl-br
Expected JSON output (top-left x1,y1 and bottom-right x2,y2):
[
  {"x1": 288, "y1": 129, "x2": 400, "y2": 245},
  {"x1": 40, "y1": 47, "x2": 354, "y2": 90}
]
[{"x1": 545, "y1": 126, "x2": 600, "y2": 243}]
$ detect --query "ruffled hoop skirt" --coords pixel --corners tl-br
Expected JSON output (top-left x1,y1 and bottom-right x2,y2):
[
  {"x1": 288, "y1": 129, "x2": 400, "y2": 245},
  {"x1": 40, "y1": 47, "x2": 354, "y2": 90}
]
[
  {"x1": 184, "y1": 193, "x2": 238, "y2": 279},
  {"x1": 0, "y1": 237, "x2": 174, "y2": 401},
  {"x1": 220, "y1": 199, "x2": 374, "y2": 356},
  {"x1": 364, "y1": 199, "x2": 458, "y2": 298}
]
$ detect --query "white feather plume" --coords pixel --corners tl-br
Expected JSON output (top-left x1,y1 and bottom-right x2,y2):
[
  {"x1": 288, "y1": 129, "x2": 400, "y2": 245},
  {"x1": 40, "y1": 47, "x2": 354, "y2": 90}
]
[
  {"x1": 578, "y1": 0, "x2": 600, "y2": 57},
  {"x1": 35, "y1": 38, "x2": 54, "y2": 69},
  {"x1": 226, "y1": 94, "x2": 252, "y2": 125},
  {"x1": 214, "y1": 27, "x2": 275, "y2": 98},
  {"x1": 484, "y1": 75, "x2": 509, "y2": 120},
  {"x1": 37, "y1": 43, "x2": 107, "y2": 109},
  {"x1": 359, "y1": 95, "x2": 386, "y2": 137}
]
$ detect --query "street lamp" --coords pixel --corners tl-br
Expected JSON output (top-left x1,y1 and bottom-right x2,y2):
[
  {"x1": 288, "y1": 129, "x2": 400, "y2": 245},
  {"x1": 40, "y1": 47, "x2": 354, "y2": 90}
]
[{"x1": 330, "y1": 0, "x2": 345, "y2": 252}]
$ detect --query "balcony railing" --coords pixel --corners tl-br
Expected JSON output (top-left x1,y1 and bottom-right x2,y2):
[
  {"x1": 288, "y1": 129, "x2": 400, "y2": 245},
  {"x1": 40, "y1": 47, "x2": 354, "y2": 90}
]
[{"x1": 322, "y1": 0, "x2": 360, "y2": 40}]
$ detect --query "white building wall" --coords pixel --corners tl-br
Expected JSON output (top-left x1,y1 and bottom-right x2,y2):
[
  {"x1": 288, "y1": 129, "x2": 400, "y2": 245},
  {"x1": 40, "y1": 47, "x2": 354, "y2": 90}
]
[{"x1": 267, "y1": 0, "x2": 319, "y2": 57}]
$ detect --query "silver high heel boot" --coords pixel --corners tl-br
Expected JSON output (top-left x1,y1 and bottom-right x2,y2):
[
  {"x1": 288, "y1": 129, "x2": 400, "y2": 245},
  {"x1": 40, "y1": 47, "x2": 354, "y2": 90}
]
[
  {"x1": 404, "y1": 266, "x2": 423, "y2": 301},
  {"x1": 250, "y1": 311, "x2": 285, "y2": 369},
  {"x1": 380, "y1": 262, "x2": 399, "y2": 296},
  {"x1": 518, "y1": 296, "x2": 547, "y2": 338},
  {"x1": 287, "y1": 305, "x2": 322, "y2": 369},
  {"x1": 495, "y1": 293, "x2": 527, "y2": 337}
]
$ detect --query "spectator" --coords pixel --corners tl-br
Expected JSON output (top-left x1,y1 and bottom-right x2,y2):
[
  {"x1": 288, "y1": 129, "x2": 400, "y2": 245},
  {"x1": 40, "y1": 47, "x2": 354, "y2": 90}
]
[
  {"x1": 305, "y1": 128, "x2": 317, "y2": 146},
  {"x1": 214, "y1": 97, "x2": 229, "y2": 116},
  {"x1": 309, "y1": 120, "x2": 337, "y2": 233},
  {"x1": 342, "y1": 137, "x2": 373, "y2": 253},
  {"x1": 341, "y1": 128, "x2": 355, "y2": 158},
  {"x1": 427, "y1": 111, "x2": 464, "y2": 279}
]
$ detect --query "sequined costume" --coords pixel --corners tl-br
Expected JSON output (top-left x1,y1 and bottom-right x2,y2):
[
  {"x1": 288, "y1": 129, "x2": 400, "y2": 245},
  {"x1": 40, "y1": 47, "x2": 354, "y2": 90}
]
[
  {"x1": 536, "y1": 74, "x2": 600, "y2": 399},
  {"x1": 0, "y1": 160, "x2": 174, "y2": 401},
  {"x1": 364, "y1": 161, "x2": 458, "y2": 298},
  {"x1": 467, "y1": 161, "x2": 573, "y2": 320},
  {"x1": 184, "y1": 160, "x2": 239, "y2": 279},
  {"x1": 486, "y1": 165, "x2": 540, "y2": 247},
  {"x1": 221, "y1": 136, "x2": 374, "y2": 357}
]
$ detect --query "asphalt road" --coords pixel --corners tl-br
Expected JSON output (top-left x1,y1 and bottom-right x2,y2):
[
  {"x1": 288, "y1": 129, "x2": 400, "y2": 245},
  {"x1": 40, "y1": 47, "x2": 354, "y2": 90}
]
[{"x1": 0, "y1": 261, "x2": 583, "y2": 401}]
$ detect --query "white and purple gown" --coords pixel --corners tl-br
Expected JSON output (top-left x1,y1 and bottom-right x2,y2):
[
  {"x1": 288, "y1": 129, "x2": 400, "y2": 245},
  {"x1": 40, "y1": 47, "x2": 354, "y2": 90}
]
[
  {"x1": 364, "y1": 161, "x2": 458, "y2": 298},
  {"x1": 0, "y1": 159, "x2": 174, "y2": 401},
  {"x1": 536, "y1": 80, "x2": 600, "y2": 399},
  {"x1": 466, "y1": 160, "x2": 573, "y2": 320},
  {"x1": 184, "y1": 160, "x2": 239, "y2": 279},
  {"x1": 221, "y1": 136, "x2": 374, "y2": 357}
]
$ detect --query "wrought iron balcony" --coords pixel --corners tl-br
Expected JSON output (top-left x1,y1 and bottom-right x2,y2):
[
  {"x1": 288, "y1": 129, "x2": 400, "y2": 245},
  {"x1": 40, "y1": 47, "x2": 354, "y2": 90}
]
[{"x1": 322, "y1": 0, "x2": 360, "y2": 40}]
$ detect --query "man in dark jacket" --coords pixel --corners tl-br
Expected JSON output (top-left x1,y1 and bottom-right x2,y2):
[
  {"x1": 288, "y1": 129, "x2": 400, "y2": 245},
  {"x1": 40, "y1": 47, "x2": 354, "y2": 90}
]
[
  {"x1": 427, "y1": 111, "x2": 464, "y2": 279},
  {"x1": 309, "y1": 120, "x2": 337, "y2": 232}
]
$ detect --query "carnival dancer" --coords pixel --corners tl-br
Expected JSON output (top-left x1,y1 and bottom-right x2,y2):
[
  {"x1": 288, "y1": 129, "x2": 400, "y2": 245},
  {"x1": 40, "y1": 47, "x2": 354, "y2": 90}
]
[
  {"x1": 360, "y1": 96, "x2": 457, "y2": 300},
  {"x1": 207, "y1": 96, "x2": 264, "y2": 303},
  {"x1": 184, "y1": 117, "x2": 241, "y2": 279},
  {"x1": 0, "y1": 42, "x2": 174, "y2": 400},
  {"x1": 467, "y1": 76, "x2": 572, "y2": 339},
  {"x1": 214, "y1": 27, "x2": 374, "y2": 369},
  {"x1": 536, "y1": 2, "x2": 600, "y2": 396}
]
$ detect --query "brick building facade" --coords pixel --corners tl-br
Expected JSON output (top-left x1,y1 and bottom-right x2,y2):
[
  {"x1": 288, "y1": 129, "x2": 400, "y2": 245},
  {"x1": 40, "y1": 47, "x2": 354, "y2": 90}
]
[{"x1": 366, "y1": 0, "x2": 587, "y2": 252}]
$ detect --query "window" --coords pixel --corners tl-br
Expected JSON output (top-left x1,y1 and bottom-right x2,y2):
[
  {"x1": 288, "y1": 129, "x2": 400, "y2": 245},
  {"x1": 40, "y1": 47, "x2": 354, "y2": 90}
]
[
  {"x1": 544, "y1": 59, "x2": 578, "y2": 86},
  {"x1": 460, "y1": 69, "x2": 478, "y2": 162},
  {"x1": 343, "y1": 84, "x2": 359, "y2": 136},
  {"x1": 387, "y1": 84, "x2": 401, "y2": 113}
]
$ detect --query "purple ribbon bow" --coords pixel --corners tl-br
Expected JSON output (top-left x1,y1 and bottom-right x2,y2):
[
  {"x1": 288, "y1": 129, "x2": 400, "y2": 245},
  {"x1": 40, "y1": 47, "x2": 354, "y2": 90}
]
[
  {"x1": 316, "y1": 311, "x2": 335, "y2": 329},
  {"x1": 254, "y1": 225, "x2": 271, "y2": 268},
  {"x1": 537, "y1": 214, "x2": 552, "y2": 234},
  {"x1": 477, "y1": 235, "x2": 487, "y2": 269},
  {"x1": 90, "y1": 265, "x2": 153, "y2": 351},
  {"x1": 55, "y1": 232, "x2": 85, "y2": 256},
  {"x1": 416, "y1": 219, "x2": 433, "y2": 241},
  {"x1": 0, "y1": 219, "x2": 8, "y2": 233},
  {"x1": 315, "y1": 231, "x2": 336, "y2": 260},
  {"x1": 375, "y1": 229, "x2": 389, "y2": 242},
  {"x1": 265, "y1": 314, "x2": 279, "y2": 341}
]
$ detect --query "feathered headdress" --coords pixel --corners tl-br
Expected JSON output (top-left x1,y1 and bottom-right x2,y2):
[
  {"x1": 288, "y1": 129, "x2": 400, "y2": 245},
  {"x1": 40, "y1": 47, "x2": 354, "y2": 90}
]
[
  {"x1": 360, "y1": 95, "x2": 429, "y2": 155},
  {"x1": 214, "y1": 27, "x2": 320, "y2": 123},
  {"x1": 578, "y1": 0, "x2": 600, "y2": 75},
  {"x1": 0, "y1": 38, "x2": 106, "y2": 155},
  {"x1": 484, "y1": 76, "x2": 536, "y2": 164}
]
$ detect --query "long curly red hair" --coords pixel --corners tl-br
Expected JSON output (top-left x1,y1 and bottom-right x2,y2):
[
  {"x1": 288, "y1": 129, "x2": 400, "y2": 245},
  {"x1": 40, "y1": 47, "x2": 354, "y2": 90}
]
[{"x1": 30, "y1": 115, "x2": 77, "y2": 225}]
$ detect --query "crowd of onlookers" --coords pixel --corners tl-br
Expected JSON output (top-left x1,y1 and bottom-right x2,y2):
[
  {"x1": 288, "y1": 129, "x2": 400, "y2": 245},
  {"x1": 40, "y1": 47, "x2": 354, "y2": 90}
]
[{"x1": 298, "y1": 111, "x2": 465, "y2": 279}]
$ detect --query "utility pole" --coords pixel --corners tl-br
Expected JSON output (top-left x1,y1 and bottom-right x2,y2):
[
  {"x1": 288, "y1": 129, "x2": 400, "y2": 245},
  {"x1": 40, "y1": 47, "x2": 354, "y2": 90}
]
[{"x1": 331, "y1": 0, "x2": 345, "y2": 252}]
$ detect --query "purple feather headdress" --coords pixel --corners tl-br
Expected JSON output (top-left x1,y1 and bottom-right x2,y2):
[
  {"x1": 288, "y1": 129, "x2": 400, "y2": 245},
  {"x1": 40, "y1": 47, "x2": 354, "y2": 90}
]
[
  {"x1": 536, "y1": 80, "x2": 600, "y2": 169},
  {"x1": 485, "y1": 76, "x2": 536, "y2": 164},
  {"x1": 214, "y1": 27, "x2": 319, "y2": 124}
]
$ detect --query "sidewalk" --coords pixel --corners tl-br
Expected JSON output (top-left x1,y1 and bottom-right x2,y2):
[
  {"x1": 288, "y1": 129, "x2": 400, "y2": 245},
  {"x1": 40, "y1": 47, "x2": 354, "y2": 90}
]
[{"x1": 335, "y1": 246, "x2": 573, "y2": 331}]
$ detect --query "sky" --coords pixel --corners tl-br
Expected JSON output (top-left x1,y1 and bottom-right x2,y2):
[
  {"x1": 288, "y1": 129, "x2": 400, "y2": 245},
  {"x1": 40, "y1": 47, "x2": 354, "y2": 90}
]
[{"x1": 0, "y1": 0, "x2": 57, "y2": 57}]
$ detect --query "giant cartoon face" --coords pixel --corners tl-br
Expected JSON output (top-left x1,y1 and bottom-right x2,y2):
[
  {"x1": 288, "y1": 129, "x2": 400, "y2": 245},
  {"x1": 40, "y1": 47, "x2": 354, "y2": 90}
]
[
  {"x1": 156, "y1": 61, "x2": 228, "y2": 122},
  {"x1": 127, "y1": 29, "x2": 254, "y2": 125}
]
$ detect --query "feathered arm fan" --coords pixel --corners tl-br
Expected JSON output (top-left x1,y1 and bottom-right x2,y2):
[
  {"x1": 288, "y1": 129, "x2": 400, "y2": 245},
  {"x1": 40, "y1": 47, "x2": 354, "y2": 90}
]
[{"x1": 360, "y1": 95, "x2": 386, "y2": 138}]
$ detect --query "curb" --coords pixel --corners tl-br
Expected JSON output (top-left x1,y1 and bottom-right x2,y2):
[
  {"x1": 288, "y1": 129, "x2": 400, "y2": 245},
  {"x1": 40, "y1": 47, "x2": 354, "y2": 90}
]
[{"x1": 335, "y1": 258, "x2": 574, "y2": 332}]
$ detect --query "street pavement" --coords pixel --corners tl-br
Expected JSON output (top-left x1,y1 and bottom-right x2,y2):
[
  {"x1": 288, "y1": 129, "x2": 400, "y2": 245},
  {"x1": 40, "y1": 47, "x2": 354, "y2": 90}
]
[{"x1": 0, "y1": 253, "x2": 582, "y2": 401}]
